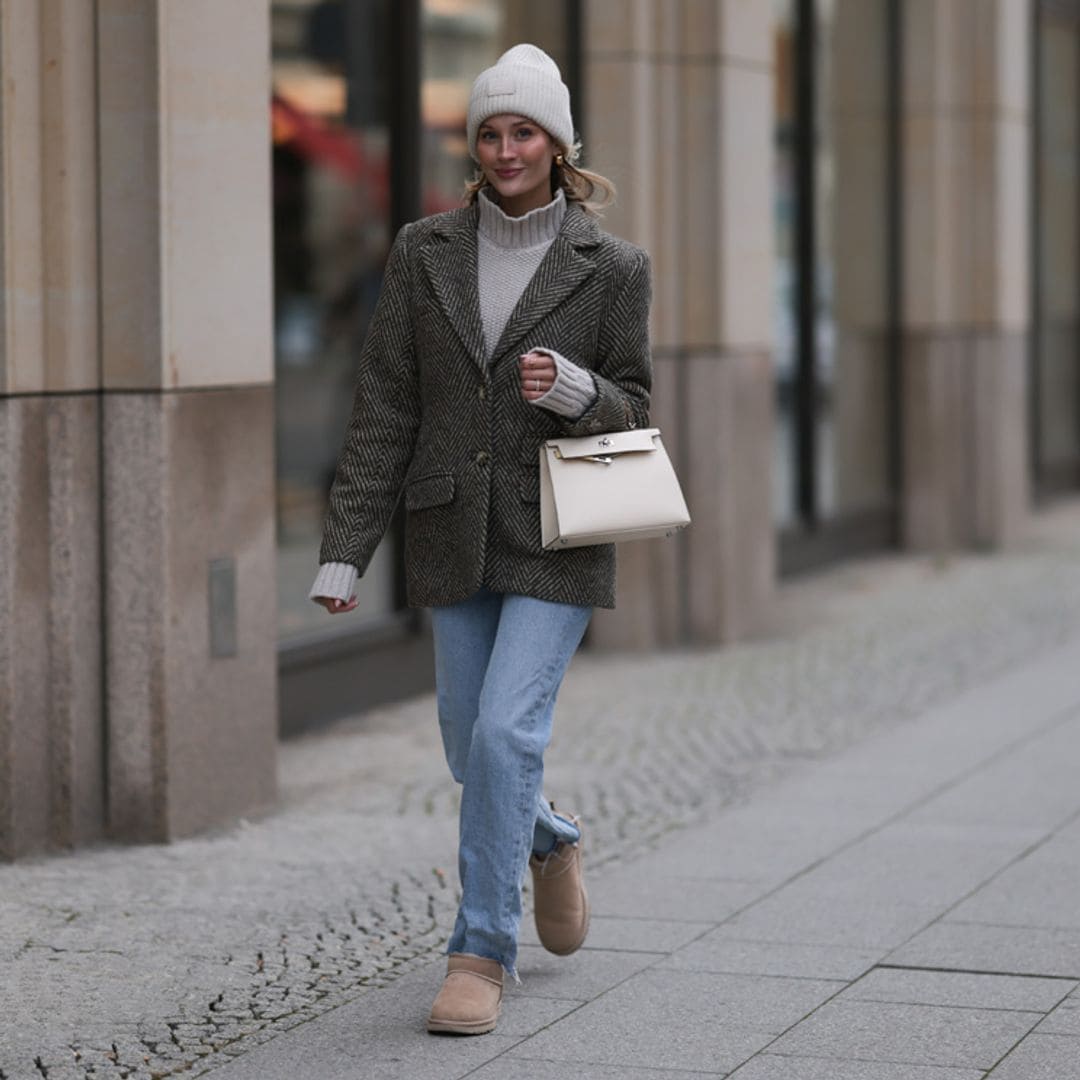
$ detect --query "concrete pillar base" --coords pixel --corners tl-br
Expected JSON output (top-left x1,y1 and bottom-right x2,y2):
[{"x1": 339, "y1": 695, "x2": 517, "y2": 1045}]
[
  {"x1": 902, "y1": 329, "x2": 1029, "y2": 552},
  {"x1": 685, "y1": 351, "x2": 776, "y2": 644},
  {"x1": 0, "y1": 394, "x2": 104, "y2": 859},
  {"x1": 104, "y1": 387, "x2": 278, "y2": 843}
]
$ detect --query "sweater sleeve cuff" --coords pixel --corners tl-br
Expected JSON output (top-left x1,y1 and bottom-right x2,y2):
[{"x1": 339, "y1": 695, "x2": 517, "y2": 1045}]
[
  {"x1": 529, "y1": 348, "x2": 597, "y2": 419},
  {"x1": 309, "y1": 562, "x2": 359, "y2": 604}
]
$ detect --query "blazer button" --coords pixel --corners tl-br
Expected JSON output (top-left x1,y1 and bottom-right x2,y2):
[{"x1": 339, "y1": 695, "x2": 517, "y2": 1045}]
[
  {"x1": 475, "y1": 450, "x2": 490, "y2": 466},
  {"x1": 478, "y1": 386, "x2": 486, "y2": 401}
]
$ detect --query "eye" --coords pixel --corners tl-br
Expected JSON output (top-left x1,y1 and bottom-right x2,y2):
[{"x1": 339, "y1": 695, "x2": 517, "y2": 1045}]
[
  {"x1": 515, "y1": 126, "x2": 534, "y2": 139},
  {"x1": 479, "y1": 130, "x2": 497, "y2": 141}
]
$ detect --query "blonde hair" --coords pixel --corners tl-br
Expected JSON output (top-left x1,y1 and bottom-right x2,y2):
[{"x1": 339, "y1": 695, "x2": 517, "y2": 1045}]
[{"x1": 465, "y1": 140, "x2": 616, "y2": 216}]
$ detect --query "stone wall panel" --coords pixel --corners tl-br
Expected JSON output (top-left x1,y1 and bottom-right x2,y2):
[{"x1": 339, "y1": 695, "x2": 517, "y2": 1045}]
[{"x1": 0, "y1": 395, "x2": 104, "y2": 859}]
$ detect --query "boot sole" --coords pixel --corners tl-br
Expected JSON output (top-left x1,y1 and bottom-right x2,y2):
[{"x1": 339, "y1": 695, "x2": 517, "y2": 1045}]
[{"x1": 427, "y1": 1012, "x2": 499, "y2": 1036}]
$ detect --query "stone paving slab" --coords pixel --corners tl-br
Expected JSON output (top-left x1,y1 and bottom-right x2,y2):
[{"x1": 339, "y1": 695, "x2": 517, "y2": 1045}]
[
  {"x1": 187, "y1": 965, "x2": 522, "y2": 1080},
  {"x1": 905, "y1": 713, "x2": 1080, "y2": 830},
  {"x1": 469, "y1": 1061, "x2": 722, "y2": 1080},
  {"x1": 886, "y1": 922, "x2": 1080, "y2": 980},
  {"x1": 479, "y1": 995, "x2": 583, "y2": 1038},
  {"x1": 728, "y1": 1056, "x2": 987, "y2": 1079},
  {"x1": 584, "y1": 865, "x2": 763, "y2": 923},
  {"x1": 1035, "y1": 989, "x2": 1080, "y2": 1035},
  {"x1": 657, "y1": 933, "x2": 884, "y2": 981},
  {"x1": 622, "y1": 800, "x2": 873, "y2": 887},
  {"x1": 718, "y1": 890, "x2": 941, "y2": 950},
  {"x1": 508, "y1": 945, "x2": 664, "y2": 1001},
  {"x1": 764, "y1": 998, "x2": 1041, "y2": 1071},
  {"x1": 986, "y1": 1032, "x2": 1080, "y2": 1078},
  {"x1": 508, "y1": 968, "x2": 843, "y2": 1075},
  {"x1": 519, "y1": 913, "x2": 715, "y2": 954},
  {"x1": 944, "y1": 831, "x2": 1080, "y2": 932},
  {"x1": 762, "y1": 677, "x2": 1080, "y2": 822},
  {"x1": 842, "y1": 968, "x2": 1076, "y2": 1013},
  {"x1": 764, "y1": 821, "x2": 1047, "y2": 910}
]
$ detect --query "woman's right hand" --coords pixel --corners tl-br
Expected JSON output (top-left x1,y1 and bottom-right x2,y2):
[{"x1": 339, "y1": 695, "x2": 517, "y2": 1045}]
[{"x1": 314, "y1": 595, "x2": 359, "y2": 614}]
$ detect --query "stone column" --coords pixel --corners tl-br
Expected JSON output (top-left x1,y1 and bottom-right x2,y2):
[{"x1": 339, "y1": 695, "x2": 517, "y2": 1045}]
[
  {"x1": 1, "y1": 0, "x2": 279, "y2": 858},
  {"x1": 0, "y1": 0, "x2": 105, "y2": 858},
  {"x1": 97, "y1": 0, "x2": 278, "y2": 842},
  {"x1": 900, "y1": 0, "x2": 1030, "y2": 550},
  {"x1": 584, "y1": 0, "x2": 776, "y2": 648}
]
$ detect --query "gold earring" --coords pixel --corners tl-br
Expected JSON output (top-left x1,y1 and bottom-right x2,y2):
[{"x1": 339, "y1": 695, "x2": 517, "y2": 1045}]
[{"x1": 554, "y1": 153, "x2": 564, "y2": 167}]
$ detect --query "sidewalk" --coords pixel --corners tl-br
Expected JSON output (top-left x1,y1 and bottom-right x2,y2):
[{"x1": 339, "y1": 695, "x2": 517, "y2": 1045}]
[
  {"x1": 203, "y1": 636, "x2": 1080, "y2": 1079},
  {"x1": 4, "y1": 503, "x2": 1080, "y2": 1079}
]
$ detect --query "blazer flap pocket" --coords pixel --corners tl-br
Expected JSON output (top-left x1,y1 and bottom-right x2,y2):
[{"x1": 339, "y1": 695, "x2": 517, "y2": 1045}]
[
  {"x1": 405, "y1": 473, "x2": 455, "y2": 511},
  {"x1": 545, "y1": 428, "x2": 661, "y2": 461}
]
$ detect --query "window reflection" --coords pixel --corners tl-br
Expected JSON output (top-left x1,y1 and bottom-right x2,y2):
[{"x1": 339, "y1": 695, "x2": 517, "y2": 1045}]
[
  {"x1": 422, "y1": 0, "x2": 503, "y2": 213},
  {"x1": 272, "y1": 0, "x2": 395, "y2": 641},
  {"x1": 271, "y1": 1, "x2": 571, "y2": 642},
  {"x1": 772, "y1": 0, "x2": 894, "y2": 533},
  {"x1": 823, "y1": 0, "x2": 891, "y2": 520}
]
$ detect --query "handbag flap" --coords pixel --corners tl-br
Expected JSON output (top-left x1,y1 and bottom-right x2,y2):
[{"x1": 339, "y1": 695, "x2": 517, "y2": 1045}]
[{"x1": 545, "y1": 427, "x2": 661, "y2": 461}]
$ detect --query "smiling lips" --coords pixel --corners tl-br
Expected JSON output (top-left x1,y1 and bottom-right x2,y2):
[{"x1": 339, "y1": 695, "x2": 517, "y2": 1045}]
[{"x1": 495, "y1": 168, "x2": 524, "y2": 179}]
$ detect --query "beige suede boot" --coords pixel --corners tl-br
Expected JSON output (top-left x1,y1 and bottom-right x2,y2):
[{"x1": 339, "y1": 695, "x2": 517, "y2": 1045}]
[
  {"x1": 529, "y1": 814, "x2": 589, "y2": 955},
  {"x1": 427, "y1": 953, "x2": 504, "y2": 1035}
]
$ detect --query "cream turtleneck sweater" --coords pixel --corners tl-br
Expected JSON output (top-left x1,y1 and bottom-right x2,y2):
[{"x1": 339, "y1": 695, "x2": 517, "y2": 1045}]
[
  {"x1": 310, "y1": 190, "x2": 598, "y2": 605},
  {"x1": 476, "y1": 187, "x2": 597, "y2": 413}
]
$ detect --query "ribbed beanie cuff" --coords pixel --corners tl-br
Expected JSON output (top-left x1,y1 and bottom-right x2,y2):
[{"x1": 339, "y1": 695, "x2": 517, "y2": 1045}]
[{"x1": 467, "y1": 44, "x2": 574, "y2": 160}]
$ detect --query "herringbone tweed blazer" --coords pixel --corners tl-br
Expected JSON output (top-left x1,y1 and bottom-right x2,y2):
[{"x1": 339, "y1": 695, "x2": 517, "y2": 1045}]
[{"x1": 318, "y1": 200, "x2": 652, "y2": 609}]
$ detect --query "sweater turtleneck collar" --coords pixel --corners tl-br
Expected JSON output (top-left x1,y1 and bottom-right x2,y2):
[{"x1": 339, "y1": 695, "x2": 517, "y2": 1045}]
[{"x1": 477, "y1": 187, "x2": 566, "y2": 249}]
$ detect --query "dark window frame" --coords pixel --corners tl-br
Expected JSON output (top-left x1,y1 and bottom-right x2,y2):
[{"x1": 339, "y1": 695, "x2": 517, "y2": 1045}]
[{"x1": 1031, "y1": 0, "x2": 1080, "y2": 500}]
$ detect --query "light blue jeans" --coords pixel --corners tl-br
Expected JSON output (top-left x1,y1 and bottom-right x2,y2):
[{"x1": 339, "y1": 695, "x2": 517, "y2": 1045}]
[{"x1": 430, "y1": 587, "x2": 592, "y2": 978}]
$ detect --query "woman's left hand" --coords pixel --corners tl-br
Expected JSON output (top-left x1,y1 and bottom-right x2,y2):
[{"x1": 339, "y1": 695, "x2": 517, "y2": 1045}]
[{"x1": 519, "y1": 351, "x2": 556, "y2": 402}]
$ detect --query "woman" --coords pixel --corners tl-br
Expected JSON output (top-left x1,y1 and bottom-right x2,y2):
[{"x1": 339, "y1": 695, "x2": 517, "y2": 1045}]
[{"x1": 309, "y1": 44, "x2": 652, "y2": 1035}]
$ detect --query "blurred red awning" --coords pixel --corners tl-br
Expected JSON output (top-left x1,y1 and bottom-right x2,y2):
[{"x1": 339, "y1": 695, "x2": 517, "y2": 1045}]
[{"x1": 272, "y1": 92, "x2": 365, "y2": 182}]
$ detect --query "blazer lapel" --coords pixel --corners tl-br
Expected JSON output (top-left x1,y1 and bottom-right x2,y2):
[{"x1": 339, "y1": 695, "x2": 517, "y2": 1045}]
[
  {"x1": 490, "y1": 207, "x2": 599, "y2": 362},
  {"x1": 418, "y1": 208, "x2": 487, "y2": 370}
]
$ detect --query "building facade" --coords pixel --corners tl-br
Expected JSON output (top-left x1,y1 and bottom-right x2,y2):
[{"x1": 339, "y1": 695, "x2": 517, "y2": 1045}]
[{"x1": 1, "y1": 0, "x2": 1074, "y2": 858}]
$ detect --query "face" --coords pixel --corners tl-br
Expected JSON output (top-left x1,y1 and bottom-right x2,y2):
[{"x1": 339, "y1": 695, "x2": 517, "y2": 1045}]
[{"x1": 475, "y1": 114, "x2": 557, "y2": 216}]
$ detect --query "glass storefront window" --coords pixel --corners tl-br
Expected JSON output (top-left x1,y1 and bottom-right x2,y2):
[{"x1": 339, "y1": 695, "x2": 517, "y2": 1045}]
[
  {"x1": 772, "y1": 0, "x2": 896, "y2": 547},
  {"x1": 271, "y1": 1, "x2": 573, "y2": 645},
  {"x1": 1034, "y1": 1, "x2": 1080, "y2": 493},
  {"x1": 820, "y1": 0, "x2": 892, "y2": 520},
  {"x1": 773, "y1": 0, "x2": 799, "y2": 528},
  {"x1": 422, "y1": 0, "x2": 503, "y2": 213},
  {"x1": 272, "y1": 0, "x2": 396, "y2": 641}
]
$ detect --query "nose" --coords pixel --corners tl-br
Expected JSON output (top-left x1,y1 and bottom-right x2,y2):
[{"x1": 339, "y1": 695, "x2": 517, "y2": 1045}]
[{"x1": 496, "y1": 136, "x2": 516, "y2": 160}]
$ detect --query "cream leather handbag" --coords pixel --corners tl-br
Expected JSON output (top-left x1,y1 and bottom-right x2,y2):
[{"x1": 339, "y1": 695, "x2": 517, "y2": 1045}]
[{"x1": 539, "y1": 427, "x2": 691, "y2": 549}]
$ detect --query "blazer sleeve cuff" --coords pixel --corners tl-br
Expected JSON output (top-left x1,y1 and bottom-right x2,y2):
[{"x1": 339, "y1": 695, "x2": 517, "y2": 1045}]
[
  {"x1": 528, "y1": 348, "x2": 598, "y2": 420},
  {"x1": 309, "y1": 562, "x2": 359, "y2": 604}
]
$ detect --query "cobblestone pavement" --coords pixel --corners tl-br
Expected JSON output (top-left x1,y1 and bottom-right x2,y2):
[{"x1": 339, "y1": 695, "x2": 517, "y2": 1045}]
[{"x1": 3, "y1": 506, "x2": 1080, "y2": 1080}]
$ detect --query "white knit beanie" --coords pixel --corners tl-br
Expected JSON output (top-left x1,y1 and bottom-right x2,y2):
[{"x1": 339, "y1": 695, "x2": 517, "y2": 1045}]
[{"x1": 466, "y1": 44, "x2": 574, "y2": 161}]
